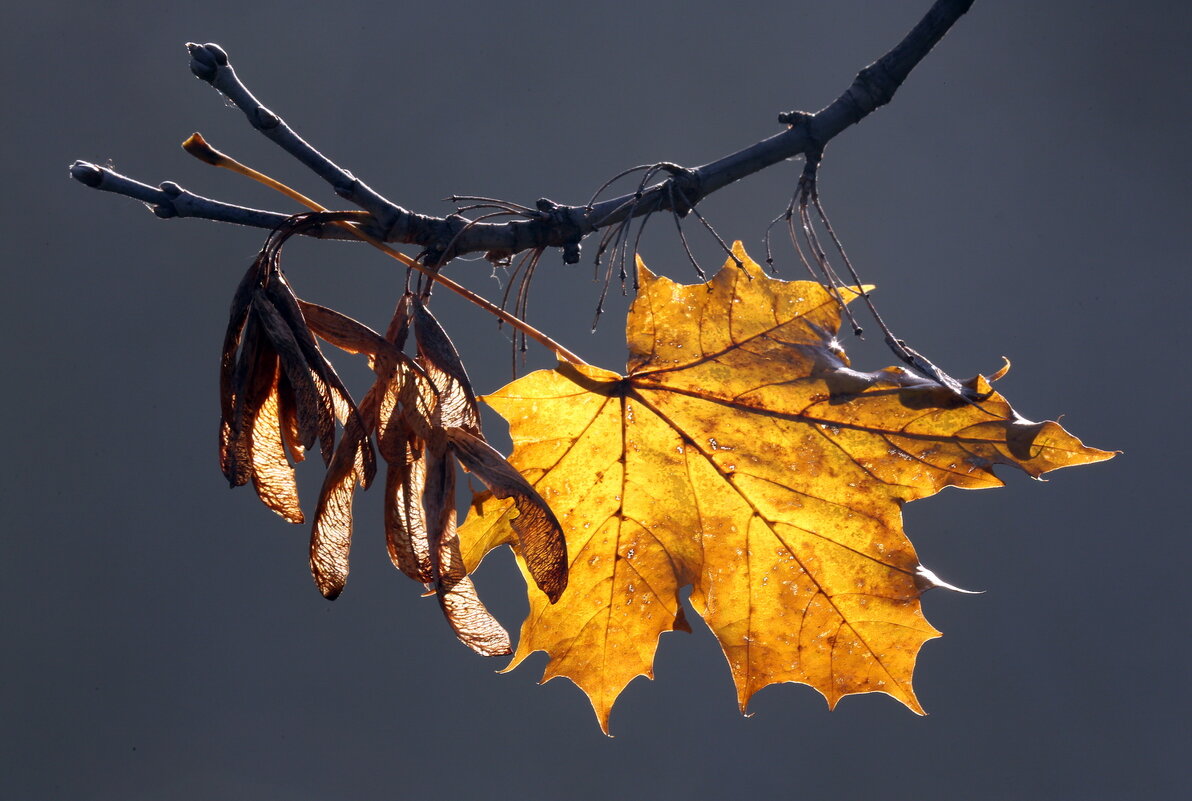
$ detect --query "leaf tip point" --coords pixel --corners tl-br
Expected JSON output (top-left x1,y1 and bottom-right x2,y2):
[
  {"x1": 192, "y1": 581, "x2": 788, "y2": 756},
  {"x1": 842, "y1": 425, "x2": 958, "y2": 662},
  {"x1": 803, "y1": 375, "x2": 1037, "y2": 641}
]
[
  {"x1": 633, "y1": 253, "x2": 655, "y2": 284},
  {"x1": 914, "y1": 564, "x2": 981, "y2": 594}
]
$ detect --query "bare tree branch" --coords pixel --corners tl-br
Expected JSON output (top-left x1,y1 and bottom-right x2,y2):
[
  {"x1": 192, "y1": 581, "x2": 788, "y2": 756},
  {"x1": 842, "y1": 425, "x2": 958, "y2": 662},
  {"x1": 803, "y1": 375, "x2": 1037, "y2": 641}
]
[
  {"x1": 68, "y1": 161, "x2": 365, "y2": 240},
  {"x1": 70, "y1": 0, "x2": 974, "y2": 263}
]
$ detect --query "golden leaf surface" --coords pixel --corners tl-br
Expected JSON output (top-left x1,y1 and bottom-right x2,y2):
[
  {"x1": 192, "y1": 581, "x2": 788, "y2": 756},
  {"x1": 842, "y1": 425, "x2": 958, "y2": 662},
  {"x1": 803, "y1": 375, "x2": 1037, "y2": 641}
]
[{"x1": 459, "y1": 243, "x2": 1113, "y2": 732}]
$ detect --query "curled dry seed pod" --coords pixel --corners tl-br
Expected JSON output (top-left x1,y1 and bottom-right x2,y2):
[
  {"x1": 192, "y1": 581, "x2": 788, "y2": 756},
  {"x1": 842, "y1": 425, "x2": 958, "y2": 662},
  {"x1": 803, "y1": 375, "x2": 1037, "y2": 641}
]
[
  {"x1": 217, "y1": 295, "x2": 306, "y2": 523},
  {"x1": 219, "y1": 259, "x2": 266, "y2": 483},
  {"x1": 252, "y1": 293, "x2": 329, "y2": 461},
  {"x1": 247, "y1": 366, "x2": 303, "y2": 524},
  {"x1": 424, "y1": 430, "x2": 512, "y2": 656},
  {"x1": 219, "y1": 212, "x2": 372, "y2": 526},
  {"x1": 448, "y1": 428, "x2": 567, "y2": 603},
  {"x1": 217, "y1": 224, "x2": 567, "y2": 644},
  {"x1": 275, "y1": 370, "x2": 307, "y2": 464},
  {"x1": 300, "y1": 303, "x2": 416, "y2": 599},
  {"x1": 383, "y1": 429, "x2": 432, "y2": 584},
  {"x1": 412, "y1": 298, "x2": 480, "y2": 434},
  {"x1": 309, "y1": 410, "x2": 375, "y2": 599},
  {"x1": 301, "y1": 293, "x2": 428, "y2": 598},
  {"x1": 382, "y1": 293, "x2": 414, "y2": 349},
  {"x1": 411, "y1": 298, "x2": 568, "y2": 603},
  {"x1": 298, "y1": 299, "x2": 400, "y2": 363},
  {"x1": 223, "y1": 308, "x2": 269, "y2": 488},
  {"x1": 373, "y1": 294, "x2": 414, "y2": 448},
  {"x1": 374, "y1": 295, "x2": 436, "y2": 582},
  {"x1": 264, "y1": 275, "x2": 357, "y2": 461}
]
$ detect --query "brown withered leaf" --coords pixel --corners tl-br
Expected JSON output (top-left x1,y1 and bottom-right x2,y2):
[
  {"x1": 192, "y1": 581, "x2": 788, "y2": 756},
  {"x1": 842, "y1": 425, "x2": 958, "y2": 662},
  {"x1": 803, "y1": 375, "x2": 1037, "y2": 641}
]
[{"x1": 458, "y1": 243, "x2": 1115, "y2": 732}]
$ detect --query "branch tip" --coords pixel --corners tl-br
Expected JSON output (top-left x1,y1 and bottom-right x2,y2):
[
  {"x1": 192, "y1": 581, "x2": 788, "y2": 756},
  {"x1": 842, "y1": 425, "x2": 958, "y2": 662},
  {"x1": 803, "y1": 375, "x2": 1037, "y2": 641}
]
[
  {"x1": 186, "y1": 42, "x2": 227, "y2": 82},
  {"x1": 69, "y1": 160, "x2": 103, "y2": 187}
]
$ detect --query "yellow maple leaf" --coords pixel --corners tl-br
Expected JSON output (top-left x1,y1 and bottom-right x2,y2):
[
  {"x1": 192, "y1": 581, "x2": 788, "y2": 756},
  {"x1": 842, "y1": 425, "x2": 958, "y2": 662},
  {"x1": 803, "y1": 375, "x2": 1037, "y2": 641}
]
[{"x1": 460, "y1": 243, "x2": 1113, "y2": 732}]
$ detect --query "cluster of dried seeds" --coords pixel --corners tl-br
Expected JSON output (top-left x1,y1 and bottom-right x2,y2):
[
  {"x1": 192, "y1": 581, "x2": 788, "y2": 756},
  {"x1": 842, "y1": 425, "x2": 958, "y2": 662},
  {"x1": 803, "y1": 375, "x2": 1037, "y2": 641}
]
[{"x1": 219, "y1": 213, "x2": 567, "y2": 655}]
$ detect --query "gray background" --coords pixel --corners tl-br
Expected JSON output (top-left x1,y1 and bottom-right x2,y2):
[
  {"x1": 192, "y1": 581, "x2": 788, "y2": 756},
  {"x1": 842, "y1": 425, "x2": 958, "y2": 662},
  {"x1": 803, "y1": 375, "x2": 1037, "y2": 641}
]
[{"x1": 5, "y1": 1, "x2": 1190, "y2": 797}]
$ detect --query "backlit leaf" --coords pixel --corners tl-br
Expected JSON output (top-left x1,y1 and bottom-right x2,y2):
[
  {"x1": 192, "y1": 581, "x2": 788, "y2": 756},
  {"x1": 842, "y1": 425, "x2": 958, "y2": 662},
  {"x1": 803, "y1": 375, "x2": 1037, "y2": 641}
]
[{"x1": 459, "y1": 243, "x2": 1113, "y2": 732}]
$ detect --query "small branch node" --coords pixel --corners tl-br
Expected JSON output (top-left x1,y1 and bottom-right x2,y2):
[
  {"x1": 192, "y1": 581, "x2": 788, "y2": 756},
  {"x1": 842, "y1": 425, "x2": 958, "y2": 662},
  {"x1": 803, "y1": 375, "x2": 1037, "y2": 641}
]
[
  {"x1": 659, "y1": 164, "x2": 700, "y2": 217},
  {"x1": 856, "y1": 60, "x2": 900, "y2": 109},
  {"x1": 254, "y1": 107, "x2": 281, "y2": 130},
  {"x1": 333, "y1": 174, "x2": 359, "y2": 199},
  {"x1": 562, "y1": 240, "x2": 582, "y2": 265},
  {"x1": 777, "y1": 109, "x2": 812, "y2": 127}
]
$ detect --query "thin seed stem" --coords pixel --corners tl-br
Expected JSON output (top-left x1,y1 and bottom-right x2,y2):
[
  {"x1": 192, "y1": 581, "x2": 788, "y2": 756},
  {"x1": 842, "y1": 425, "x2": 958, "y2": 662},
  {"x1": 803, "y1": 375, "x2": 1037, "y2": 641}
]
[
  {"x1": 585, "y1": 165, "x2": 654, "y2": 210},
  {"x1": 448, "y1": 195, "x2": 537, "y2": 214},
  {"x1": 798, "y1": 190, "x2": 864, "y2": 336},
  {"x1": 668, "y1": 183, "x2": 706, "y2": 280},
  {"x1": 672, "y1": 184, "x2": 743, "y2": 270}
]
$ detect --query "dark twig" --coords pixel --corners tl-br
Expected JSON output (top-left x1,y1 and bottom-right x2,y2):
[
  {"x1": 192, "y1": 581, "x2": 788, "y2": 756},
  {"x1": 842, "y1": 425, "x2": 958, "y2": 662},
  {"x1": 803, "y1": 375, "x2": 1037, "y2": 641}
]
[
  {"x1": 182, "y1": 43, "x2": 424, "y2": 242},
  {"x1": 68, "y1": 161, "x2": 366, "y2": 240},
  {"x1": 763, "y1": 208, "x2": 789, "y2": 274},
  {"x1": 72, "y1": 0, "x2": 975, "y2": 263}
]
